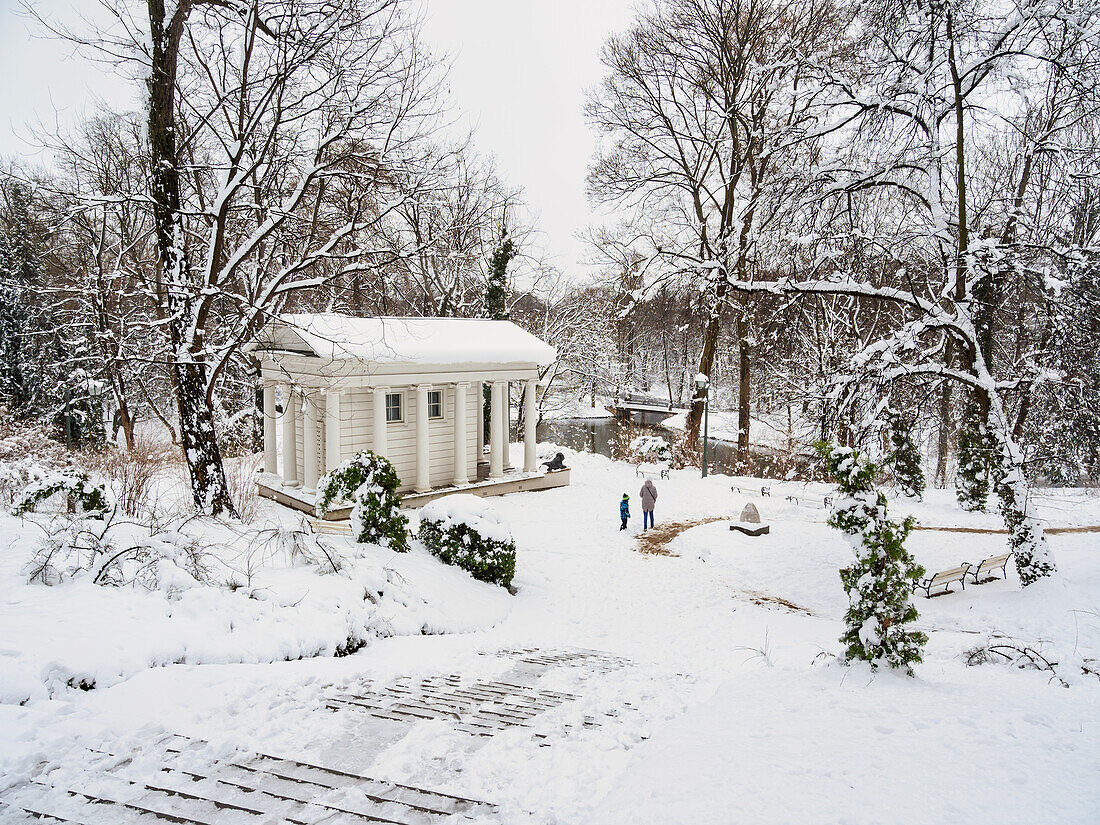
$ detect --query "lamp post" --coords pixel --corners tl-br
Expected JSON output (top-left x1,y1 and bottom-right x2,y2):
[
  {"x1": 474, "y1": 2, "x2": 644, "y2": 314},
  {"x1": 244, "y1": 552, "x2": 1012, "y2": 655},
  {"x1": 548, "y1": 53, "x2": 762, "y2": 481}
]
[{"x1": 694, "y1": 372, "x2": 710, "y2": 478}]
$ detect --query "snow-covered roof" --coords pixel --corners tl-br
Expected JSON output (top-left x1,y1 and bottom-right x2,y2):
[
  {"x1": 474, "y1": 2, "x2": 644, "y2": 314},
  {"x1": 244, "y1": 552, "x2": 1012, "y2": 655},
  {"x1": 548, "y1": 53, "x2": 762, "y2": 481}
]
[{"x1": 256, "y1": 314, "x2": 557, "y2": 367}]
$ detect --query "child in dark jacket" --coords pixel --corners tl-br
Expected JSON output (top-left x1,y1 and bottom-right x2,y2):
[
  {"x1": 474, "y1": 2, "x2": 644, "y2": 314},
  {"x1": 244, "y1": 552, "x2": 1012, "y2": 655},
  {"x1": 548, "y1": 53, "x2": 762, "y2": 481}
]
[{"x1": 620, "y1": 494, "x2": 630, "y2": 531}]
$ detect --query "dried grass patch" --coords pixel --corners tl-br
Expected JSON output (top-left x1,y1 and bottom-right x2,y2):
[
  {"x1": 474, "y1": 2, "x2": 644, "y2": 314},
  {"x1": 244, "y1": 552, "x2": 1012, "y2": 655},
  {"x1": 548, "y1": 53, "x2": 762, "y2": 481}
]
[
  {"x1": 736, "y1": 588, "x2": 814, "y2": 615},
  {"x1": 634, "y1": 517, "x2": 726, "y2": 556}
]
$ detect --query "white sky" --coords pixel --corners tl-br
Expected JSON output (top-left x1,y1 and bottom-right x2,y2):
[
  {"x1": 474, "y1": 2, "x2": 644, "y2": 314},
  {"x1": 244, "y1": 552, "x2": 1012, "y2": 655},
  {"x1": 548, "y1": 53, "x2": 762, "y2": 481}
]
[{"x1": 0, "y1": 0, "x2": 639, "y2": 278}]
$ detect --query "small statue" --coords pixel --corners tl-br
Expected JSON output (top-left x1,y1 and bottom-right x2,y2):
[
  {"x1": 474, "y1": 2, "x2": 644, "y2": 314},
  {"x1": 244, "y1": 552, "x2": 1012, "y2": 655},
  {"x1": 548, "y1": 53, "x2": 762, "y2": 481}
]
[{"x1": 542, "y1": 452, "x2": 567, "y2": 471}]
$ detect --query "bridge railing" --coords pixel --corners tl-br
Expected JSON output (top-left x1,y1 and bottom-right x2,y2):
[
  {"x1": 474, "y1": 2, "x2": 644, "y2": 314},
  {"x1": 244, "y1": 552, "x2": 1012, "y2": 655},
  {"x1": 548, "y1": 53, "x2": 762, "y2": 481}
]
[{"x1": 616, "y1": 393, "x2": 673, "y2": 410}]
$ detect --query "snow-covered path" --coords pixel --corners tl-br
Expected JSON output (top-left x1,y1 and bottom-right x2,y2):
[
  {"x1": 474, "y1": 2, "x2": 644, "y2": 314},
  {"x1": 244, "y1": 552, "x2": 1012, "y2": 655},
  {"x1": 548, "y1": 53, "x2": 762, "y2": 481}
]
[{"x1": 2, "y1": 449, "x2": 1099, "y2": 823}]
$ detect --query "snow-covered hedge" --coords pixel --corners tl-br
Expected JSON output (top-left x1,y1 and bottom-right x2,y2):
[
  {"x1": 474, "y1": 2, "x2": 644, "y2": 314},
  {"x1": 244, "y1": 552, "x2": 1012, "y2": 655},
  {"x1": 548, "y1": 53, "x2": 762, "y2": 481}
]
[
  {"x1": 418, "y1": 494, "x2": 516, "y2": 589},
  {"x1": 0, "y1": 510, "x2": 512, "y2": 704},
  {"x1": 316, "y1": 451, "x2": 410, "y2": 551}
]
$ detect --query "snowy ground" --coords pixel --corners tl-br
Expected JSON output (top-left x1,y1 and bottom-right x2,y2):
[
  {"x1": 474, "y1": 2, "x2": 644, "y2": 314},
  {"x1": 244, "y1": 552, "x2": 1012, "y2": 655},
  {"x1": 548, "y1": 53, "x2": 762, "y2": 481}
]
[{"x1": 1, "y1": 446, "x2": 1098, "y2": 823}]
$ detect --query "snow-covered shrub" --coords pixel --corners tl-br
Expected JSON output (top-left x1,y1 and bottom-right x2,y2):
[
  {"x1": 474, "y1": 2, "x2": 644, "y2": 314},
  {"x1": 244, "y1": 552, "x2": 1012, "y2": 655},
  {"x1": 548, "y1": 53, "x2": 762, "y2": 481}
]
[
  {"x1": 12, "y1": 470, "x2": 110, "y2": 517},
  {"x1": 88, "y1": 436, "x2": 180, "y2": 518},
  {"x1": 821, "y1": 443, "x2": 927, "y2": 675},
  {"x1": 614, "y1": 423, "x2": 686, "y2": 467},
  {"x1": 0, "y1": 411, "x2": 70, "y2": 505},
  {"x1": 225, "y1": 455, "x2": 261, "y2": 523},
  {"x1": 316, "y1": 451, "x2": 409, "y2": 551},
  {"x1": 964, "y1": 633, "x2": 1069, "y2": 687},
  {"x1": 216, "y1": 401, "x2": 261, "y2": 458},
  {"x1": 418, "y1": 494, "x2": 516, "y2": 588},
  {"x1": 23, "y1": 511, "x2": 209, "y2": 591},
  {"x1": 242, "y1": 521, "x2": 347, "y2": 576},
  {"x1": 629, "y1": 434, "x2": 672, "y2": 465},
  {"x1": 886, "y1": 409, "x2": 925, "y2": 500}
]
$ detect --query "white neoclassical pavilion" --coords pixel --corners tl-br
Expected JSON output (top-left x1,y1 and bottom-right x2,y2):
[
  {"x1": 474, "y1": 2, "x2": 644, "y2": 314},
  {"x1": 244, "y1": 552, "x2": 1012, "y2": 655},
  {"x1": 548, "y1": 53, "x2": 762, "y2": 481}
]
[{"x1": 248, "y1": 314, "x2": 568, "y2": 515}]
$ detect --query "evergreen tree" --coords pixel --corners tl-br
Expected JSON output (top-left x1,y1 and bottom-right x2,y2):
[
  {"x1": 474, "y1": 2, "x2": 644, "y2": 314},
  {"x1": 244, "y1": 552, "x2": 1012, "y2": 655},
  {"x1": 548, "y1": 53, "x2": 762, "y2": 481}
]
[
  {"x1": 0, "y1": 182, "x2": 62, "y2": 420},
  {"x1": 1026, "y1": 252, "x2": 1100, "y2": 485},
  {"x1": 484, "y1": 235, "x2": 515, "y2": 321},
  {"x1": 820, "y1": 443, "x2": 927, "y2": 675},
  {"x1": 483, "y1": 234, "x2": 516, "y2": 438}
]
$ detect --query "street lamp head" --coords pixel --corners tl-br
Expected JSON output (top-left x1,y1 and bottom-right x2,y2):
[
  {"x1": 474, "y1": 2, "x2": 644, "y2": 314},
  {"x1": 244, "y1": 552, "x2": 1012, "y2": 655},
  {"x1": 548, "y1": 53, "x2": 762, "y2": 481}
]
[{"x1": 694, "y1": 372, "x2": 709, "y2": 394}]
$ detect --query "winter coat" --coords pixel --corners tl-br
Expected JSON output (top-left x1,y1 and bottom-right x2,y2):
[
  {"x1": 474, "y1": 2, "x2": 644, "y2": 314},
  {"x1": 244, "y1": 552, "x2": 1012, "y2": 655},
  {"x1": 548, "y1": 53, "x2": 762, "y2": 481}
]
[
  {"x1": 620, "y1": 499, "x2": 630, "y2": 518},
  {"x1": 639, "y1": 480, "x2": 658, "y2": 511}
]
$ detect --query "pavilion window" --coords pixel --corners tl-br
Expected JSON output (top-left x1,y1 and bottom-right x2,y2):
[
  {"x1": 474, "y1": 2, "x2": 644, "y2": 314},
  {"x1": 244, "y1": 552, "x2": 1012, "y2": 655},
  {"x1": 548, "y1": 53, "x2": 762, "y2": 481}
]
[
  {"x1": 427, "y1": 389, "x2": 444, "y2": 420},
  {"x1": 385, "y1": 391, "x2": 403, "y2": 423}
]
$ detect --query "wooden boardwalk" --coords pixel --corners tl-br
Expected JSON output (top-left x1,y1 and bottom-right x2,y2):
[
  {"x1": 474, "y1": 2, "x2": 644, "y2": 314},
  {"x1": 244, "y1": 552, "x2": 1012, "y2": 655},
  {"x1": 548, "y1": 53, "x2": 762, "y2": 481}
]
[
  {"x1": 1, "y1": 646, "x2": 639, "y2": 823},
  {"x1": 1, "y1": 733, "x2": 496, "y2": 825}
]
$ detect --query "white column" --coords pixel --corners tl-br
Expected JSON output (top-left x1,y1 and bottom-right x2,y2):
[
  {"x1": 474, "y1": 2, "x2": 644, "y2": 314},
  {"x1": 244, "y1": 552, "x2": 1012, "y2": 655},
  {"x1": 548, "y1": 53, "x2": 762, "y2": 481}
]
[
  {"x1": 502, "y1": 381, "x2": 513, "y2": 470},
  {"x1": 325, "y1": 389, "x2": 341, "y2": 471},
  {"x1": 302, "y1": 391, "x2": 319, "y2": 494},
  {"x1": 453, "y1": 382, "x2": 469, "y2": 485},
  {"x1": 281, "y1": 386, "x2": 299, "y2": 487},
  {"x1": 372, "y1": 385, "x2": 388, "y2": 456},
  {"x1": 416, "y1": 384, "x2": 431, "y2": 492},
  {"x1": 262, "y1": 382, "x2": 277, "y2": 475},
  {"x1": 489, "y1": 380, "x2": 504, "y2": 479},
  {"x1": 476, "y1": 381, "x2": 485, "y2": 460},
  {"x1": 524, "y1": 378, "x2": 537, "y2": 473}
]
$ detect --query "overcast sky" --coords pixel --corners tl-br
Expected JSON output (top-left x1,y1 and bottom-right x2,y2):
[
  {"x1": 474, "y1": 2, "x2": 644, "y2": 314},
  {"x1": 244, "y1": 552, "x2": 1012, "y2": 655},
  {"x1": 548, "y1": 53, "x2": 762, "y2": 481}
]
[{"x1": 0, "y1": 0, "x2": 639, "y2": 278}]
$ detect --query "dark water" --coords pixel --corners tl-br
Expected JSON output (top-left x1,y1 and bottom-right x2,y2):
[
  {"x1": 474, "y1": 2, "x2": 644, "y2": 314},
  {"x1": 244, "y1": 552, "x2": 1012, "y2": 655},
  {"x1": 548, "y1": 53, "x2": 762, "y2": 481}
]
[{"x1": 535, "y1": 412, "x2": 748, "y2": 476}]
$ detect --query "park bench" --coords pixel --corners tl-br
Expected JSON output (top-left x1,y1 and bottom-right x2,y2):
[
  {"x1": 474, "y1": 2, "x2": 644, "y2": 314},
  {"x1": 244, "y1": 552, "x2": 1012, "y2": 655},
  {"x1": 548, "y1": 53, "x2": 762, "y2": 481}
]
[
  {"x1": 914, "y1": 565, "x2": 970, "y2": 598},
  {"x1": 966, "y1": 553, "x2": 1012, "y2": 584},
  {"x1": 729, "y1": 484, "x2": 772, "y2": 497},
  {"x1": 636, "y1": 463, "x2": 670, "y2": 479},
  {"x1": 785, "y1": 493, "x2": 832, "y2": 509}
]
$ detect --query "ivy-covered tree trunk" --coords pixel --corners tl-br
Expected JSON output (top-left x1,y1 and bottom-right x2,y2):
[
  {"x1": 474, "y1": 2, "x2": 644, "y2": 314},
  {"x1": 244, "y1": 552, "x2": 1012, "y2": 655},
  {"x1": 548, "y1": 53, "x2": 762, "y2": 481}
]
[
  {"x1": 887, "y1": 409, "x2": 925, "y2": 500},
  {"x1": 984, "y1": 395, "x2": 1056, "y2": 585},
  {"x1": 956, "y1": 397, "x2": 992, "y2": 511}
]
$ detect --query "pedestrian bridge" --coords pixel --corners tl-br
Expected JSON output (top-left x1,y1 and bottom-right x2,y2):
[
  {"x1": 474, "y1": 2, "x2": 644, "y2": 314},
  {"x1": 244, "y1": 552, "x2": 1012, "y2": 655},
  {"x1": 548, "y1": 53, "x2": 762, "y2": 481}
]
[{"x1": 608, "y1": 393, "x2": 688, "y2": 418}]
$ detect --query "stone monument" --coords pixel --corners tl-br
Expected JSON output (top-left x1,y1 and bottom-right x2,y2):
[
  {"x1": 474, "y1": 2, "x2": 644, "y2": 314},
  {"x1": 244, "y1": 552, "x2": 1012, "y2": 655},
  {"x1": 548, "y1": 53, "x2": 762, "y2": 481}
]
[{"x1": 730, "y1": 501, "x2": 770, "y2": 536}]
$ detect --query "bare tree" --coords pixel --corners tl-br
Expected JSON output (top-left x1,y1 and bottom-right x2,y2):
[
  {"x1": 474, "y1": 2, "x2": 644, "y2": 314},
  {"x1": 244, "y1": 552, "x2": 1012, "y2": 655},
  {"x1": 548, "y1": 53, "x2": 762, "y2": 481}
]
[
  {"x1": 726, "y1": 0, "x2": 1100, "y2": 583},
  {"x1": 586, "y1": 0, "x2": 849, "y2": 461},
  {"x1": 35, "y1": 0, "x2": 446, "y2": 514}
]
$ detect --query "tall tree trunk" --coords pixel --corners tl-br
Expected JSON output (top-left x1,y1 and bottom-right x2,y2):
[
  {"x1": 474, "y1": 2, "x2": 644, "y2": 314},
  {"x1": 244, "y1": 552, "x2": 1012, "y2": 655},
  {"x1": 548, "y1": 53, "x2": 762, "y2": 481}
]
[
  {"x1": 685, "y1": 313, "x2": 720, "y2": 450},
  {"x1": 686, "y1": 266, "x2": 729, "y2": 448},
  {"x1": 116, "y1": 400, "x2": 136, "y2": 451},
  {"x1": 173, "y1": 356, "x2": 236, "y2": 515},
  {"x1": 736, "y1": 312, "x2": 751, "y2": 468},
  {"x1": 935, "y1": 379, "x2": 952, "y2": 488},
  {"x1": 147, "y1": 0, "x2": 236, "y2": 516}
]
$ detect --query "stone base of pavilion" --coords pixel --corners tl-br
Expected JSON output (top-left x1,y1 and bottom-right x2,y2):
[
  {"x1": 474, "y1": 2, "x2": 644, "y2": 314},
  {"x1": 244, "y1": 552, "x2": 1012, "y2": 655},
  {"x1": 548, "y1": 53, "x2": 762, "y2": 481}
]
[{"x1": 257, "y1": 467, "x2": 570, "y2": 519}]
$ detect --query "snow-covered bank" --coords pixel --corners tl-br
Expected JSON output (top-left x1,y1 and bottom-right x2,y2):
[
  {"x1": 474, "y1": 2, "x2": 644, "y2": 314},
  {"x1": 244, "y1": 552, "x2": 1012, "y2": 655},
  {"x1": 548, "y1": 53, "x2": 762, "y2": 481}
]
[
  {"x1": 0, "y1": 510, "x2": 511, "y2": 705},
  {"x1": 661, "y1": 407, "x2": 819, "y2": 453},
  {"x1": 538, "y1": 397, "x2": 614, "y2": 420}
]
